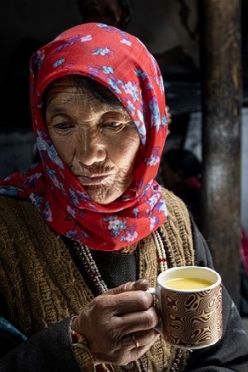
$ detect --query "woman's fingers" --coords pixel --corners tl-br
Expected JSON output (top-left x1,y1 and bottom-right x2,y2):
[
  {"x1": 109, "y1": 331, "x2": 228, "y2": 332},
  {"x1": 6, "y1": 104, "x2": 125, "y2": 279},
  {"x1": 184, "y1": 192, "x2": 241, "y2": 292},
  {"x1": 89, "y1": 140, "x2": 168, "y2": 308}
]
[
  {"x1": 102, "y1": 279, "x2": 150, "y2": 296},
  {"x1": 101, "y1": 280, "x2": 155, "y2": 315},
  {"x1": 120, "y1": 329, "x2": 160, "y2": 351},
  {"x1": 71, "y1": 282, "x2": 159, "y2": 365},
  {"x1": 117, "y1": 306, "x2": 159, "y2": 335}
]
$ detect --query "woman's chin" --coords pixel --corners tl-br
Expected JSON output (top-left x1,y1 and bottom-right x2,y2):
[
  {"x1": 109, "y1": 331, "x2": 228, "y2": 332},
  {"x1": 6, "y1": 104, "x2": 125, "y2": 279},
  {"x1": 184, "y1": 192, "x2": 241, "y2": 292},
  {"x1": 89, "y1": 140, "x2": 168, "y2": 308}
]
[{"x1": 84, "y1": 186, "x2": 122, "y2": 205}]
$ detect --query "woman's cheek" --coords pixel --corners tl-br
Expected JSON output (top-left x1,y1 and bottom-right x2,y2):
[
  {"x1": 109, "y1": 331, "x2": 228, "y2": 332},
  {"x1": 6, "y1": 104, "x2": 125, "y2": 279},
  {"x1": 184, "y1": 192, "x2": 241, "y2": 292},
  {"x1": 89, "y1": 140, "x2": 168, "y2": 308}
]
[{"x1": 52, "y1": 137, "x2": 75, "y2": 164}]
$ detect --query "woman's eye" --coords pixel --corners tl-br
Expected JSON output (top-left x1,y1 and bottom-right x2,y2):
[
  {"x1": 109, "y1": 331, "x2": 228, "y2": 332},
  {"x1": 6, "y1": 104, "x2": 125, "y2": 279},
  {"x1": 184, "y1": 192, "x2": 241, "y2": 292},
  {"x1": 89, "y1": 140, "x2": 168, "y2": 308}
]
[
  {"x1": 51, "y1": 122, "x2": 73, "y2": 131},
  {"x1": 103, "y1": 122, "x2": 126, "y2": 132}
]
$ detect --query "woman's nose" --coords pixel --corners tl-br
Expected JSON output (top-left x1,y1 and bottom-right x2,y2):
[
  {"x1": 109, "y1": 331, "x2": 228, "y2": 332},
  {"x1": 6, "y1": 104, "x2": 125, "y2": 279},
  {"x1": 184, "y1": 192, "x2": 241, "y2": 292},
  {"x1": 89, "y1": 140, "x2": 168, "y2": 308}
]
[{"x1": 77, "y1": 129, "x2": 107, "y2": 165}]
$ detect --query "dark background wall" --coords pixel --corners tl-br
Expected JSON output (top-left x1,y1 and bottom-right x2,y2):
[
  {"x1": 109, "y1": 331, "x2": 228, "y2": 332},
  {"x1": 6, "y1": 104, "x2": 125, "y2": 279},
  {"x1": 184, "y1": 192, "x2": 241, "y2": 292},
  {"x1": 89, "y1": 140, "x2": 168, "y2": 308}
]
[{"x1": 0, "y1": 0, "x2": 200, "y2": 84}]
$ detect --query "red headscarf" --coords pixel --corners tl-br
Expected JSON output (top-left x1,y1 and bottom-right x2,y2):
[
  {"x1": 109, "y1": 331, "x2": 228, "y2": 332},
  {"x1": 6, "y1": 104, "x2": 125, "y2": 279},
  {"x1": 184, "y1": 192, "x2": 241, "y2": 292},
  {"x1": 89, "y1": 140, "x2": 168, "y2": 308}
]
[{"x1": 0, "y1": 23, "x2": 168, "y2": 251}]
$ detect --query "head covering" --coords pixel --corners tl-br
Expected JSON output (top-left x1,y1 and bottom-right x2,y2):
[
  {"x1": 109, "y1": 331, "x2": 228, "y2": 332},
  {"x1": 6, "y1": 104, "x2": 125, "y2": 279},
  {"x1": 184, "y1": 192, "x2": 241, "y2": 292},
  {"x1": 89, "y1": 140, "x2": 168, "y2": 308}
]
[{"x1": 0, "y1": 23, "x2": 168, "y2": 251}]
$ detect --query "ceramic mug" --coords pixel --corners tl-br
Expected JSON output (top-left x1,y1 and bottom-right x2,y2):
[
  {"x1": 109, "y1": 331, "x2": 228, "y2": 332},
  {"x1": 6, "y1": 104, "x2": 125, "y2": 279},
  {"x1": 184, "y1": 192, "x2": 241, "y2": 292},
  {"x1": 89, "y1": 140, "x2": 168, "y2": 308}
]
[{"x1": 148, "y1": 266, "x2": 223, "y2": 349}]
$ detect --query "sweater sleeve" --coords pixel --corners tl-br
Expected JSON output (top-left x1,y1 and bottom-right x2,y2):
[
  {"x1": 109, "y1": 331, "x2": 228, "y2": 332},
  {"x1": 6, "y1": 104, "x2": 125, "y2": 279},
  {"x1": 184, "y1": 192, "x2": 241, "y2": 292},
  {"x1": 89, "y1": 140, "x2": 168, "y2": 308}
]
[
  {"x1": 0, "y1": 317, "x2": 95, "y2": 372},
  {"x1": 185, "y1": 218, "x2": 248, "y2": 372}
]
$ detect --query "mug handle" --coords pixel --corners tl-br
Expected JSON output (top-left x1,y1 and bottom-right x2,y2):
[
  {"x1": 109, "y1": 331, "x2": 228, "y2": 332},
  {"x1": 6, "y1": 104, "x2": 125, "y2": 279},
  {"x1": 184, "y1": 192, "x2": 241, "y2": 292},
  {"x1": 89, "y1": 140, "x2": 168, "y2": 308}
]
[
  {"x1": 147, "y1": 287, "x2": 163, "y2": 334},
  {"x1": 147, "y1": 287, "x2": 157, "y2": 295}
]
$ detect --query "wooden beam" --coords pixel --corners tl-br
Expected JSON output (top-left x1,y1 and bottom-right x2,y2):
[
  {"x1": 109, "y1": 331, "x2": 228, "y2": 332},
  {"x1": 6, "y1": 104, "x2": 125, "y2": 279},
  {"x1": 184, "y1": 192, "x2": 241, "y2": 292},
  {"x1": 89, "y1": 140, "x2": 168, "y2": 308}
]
[{"x1": 199, "y1": 0, "x2": 242, "y2": 307}]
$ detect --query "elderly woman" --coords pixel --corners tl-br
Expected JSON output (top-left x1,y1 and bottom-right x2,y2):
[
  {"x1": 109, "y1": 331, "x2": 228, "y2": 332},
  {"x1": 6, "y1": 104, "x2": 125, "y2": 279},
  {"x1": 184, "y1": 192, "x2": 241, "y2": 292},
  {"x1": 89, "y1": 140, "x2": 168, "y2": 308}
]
[{"x1": 0, "y1": 23, "x2": 247, "y2": 372}]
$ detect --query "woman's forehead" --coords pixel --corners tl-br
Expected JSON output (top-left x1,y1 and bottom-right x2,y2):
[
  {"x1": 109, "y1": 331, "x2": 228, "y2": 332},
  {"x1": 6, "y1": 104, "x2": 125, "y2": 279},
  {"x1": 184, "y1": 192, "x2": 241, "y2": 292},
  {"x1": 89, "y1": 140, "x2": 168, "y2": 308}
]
[
  {"x1": 45, "y1": 76, "x2": 130, "y2": 116},
  {"x1": 45, "y1": 76, "x2": 119, "y2": 102}
]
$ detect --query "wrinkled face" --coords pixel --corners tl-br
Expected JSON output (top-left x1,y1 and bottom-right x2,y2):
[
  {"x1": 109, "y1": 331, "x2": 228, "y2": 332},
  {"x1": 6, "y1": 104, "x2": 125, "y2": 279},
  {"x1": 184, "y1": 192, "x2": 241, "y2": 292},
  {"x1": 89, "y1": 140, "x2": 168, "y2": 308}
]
[{"x1": 45, "y1": 76, "x2": 140, "y2": 204}]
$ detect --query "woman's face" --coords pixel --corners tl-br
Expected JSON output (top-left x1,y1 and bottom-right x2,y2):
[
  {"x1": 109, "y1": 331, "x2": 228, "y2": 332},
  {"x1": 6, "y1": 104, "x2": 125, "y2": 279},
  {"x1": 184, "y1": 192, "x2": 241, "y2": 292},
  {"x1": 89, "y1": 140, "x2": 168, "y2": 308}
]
[{"x1": 45, "y1": 76, "x2": 140, "y2": 204}]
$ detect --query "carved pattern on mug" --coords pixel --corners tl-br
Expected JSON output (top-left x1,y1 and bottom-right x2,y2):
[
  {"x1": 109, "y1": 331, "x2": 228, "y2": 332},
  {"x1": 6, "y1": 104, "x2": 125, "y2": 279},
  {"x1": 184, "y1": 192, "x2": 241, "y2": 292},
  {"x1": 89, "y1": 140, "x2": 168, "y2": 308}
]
[{"x1": 161, "y1": 285, "x2": 222, "y2": 348}]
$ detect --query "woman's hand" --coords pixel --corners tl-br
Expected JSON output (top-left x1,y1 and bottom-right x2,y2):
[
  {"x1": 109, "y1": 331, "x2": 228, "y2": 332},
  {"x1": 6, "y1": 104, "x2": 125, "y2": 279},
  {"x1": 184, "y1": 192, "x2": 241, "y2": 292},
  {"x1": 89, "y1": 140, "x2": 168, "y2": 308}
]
[{"x1": 71, "y1": 279, "x2": 159, "y2": 366}]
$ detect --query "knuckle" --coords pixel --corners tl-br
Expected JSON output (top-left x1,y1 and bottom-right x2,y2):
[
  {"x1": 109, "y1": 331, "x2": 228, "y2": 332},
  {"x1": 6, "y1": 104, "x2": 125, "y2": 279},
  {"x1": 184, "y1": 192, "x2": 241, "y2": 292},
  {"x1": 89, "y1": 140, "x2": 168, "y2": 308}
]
[
  {"x1": 135, "y1": 291, "x2": 152, "y2": 309},
  {"x1": 146, "y1": 310, "x2": 157, "y2": 328},
  {"x1": 122, "y1": 281, "x2": 135, "y2": 291}
]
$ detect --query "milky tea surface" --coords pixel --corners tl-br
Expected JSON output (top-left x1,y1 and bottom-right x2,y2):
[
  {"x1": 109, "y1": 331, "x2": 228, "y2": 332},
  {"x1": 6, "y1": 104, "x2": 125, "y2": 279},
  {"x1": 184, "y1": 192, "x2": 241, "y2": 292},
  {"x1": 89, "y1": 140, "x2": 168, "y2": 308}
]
[{"x1": 163, "y1": 277, "x2": 212, "y2": 290}]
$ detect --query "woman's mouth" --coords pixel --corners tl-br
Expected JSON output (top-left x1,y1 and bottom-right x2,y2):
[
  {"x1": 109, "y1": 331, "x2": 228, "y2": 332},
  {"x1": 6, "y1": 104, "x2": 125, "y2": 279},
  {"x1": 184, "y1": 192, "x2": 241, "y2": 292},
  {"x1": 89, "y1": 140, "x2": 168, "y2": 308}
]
[{"x1": 76, "y1": 173, "x2": 113, "y2": 185}]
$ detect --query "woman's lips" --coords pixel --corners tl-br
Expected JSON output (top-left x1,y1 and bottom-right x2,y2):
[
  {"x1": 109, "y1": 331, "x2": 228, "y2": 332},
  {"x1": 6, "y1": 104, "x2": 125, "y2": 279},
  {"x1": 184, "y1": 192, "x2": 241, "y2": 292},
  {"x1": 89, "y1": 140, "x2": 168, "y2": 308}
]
[{"x1": 76, "y1": 173, "x2": 113, "y2": 185}]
